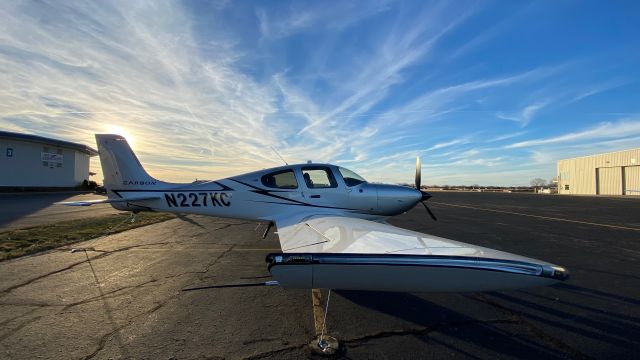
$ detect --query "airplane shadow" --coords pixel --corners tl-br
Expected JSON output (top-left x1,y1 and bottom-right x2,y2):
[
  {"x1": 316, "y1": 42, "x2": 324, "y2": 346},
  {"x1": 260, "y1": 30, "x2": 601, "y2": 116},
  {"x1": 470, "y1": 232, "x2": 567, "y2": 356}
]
[
  {"x1": 479, "y1": 290, "x2": 639, "y2": 350},
  {"x1": 176, "y1": 214, "x2": 207, "y2": 229},
  {"x1": 337, "y1": 291, "x2": 568, "y2": 359}
]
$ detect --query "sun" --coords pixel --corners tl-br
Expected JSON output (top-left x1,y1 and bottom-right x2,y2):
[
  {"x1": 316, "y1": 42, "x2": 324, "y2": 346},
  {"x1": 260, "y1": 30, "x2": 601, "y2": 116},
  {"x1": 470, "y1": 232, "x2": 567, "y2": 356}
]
[{"x1": 104, "y1": 125, "x2": 136, "y2": 148}]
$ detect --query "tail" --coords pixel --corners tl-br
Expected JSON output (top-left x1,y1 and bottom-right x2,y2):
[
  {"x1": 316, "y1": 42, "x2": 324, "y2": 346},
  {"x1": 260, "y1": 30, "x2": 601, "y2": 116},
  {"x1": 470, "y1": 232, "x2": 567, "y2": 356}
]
[
  {"x1": 55, "y1": 135, "x2": 168, "y2": 208},
  {"x1": 96, "y1": 134, "x2": 171, "y2": 196}
]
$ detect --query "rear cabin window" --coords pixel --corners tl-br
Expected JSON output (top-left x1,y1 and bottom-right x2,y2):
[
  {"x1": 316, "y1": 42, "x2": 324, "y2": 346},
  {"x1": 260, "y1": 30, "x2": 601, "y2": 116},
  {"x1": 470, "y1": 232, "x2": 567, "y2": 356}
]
[
  {"x1": 301, "y1": 167, "x2": 338, "y2": 188},
  {"x1": 261, "y1": 170, "x2": 298, "y2": 189}
]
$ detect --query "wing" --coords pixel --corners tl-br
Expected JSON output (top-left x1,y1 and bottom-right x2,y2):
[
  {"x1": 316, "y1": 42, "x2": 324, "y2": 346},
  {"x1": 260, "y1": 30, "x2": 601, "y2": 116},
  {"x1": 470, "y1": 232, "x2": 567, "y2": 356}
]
[
  {"x1": 55, "y1": 196, "x2": 161, "y2": 206},
  {"x1": 268, "y1": 215, "x2": 568, "y2": 292}
]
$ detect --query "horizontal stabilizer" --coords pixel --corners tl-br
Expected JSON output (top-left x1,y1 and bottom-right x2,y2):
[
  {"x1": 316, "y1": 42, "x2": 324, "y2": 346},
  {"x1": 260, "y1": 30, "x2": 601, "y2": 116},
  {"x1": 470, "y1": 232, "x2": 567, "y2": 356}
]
[{"x1": 56, "y1": 196, "x2": 161, "y2": 207}]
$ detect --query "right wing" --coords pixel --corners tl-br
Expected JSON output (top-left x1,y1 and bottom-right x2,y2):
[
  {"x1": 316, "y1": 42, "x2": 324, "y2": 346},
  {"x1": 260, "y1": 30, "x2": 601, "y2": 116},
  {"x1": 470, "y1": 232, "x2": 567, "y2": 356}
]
[{"x1": 268, "y1": 215, "x2": 568, "y2": 292}]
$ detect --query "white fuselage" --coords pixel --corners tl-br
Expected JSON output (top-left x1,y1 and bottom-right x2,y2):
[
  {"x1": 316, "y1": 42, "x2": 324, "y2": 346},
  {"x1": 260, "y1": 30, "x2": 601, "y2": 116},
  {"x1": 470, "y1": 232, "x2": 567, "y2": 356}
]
[{"x1": 108, "y1": 163, "x2": 423, "y2": 223}]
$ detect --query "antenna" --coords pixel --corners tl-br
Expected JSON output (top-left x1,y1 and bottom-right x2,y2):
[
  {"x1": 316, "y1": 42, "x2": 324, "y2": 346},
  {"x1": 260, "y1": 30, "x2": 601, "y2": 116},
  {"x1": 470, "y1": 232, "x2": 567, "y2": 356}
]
[{"x1": 270, "y1": 146, "x2": 288, "y2": 165}]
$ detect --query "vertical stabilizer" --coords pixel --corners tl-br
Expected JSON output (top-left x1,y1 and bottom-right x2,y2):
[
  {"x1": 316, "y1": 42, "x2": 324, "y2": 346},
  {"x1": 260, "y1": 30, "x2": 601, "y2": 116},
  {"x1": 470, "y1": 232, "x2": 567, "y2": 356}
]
[{"x1": 95, "y1": 134, "x2": 170, "y2": 195}]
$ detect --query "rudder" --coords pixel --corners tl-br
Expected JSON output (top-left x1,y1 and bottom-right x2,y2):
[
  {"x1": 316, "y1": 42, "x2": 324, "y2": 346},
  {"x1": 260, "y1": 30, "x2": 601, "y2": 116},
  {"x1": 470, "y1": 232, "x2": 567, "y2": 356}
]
[{"x1": 95, "y1": 134, "x2": 169, "y2": 194}]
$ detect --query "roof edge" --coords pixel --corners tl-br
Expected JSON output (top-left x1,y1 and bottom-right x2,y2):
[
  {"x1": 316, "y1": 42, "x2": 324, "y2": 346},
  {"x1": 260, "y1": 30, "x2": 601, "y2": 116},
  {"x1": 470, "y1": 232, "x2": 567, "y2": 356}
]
[
  {"x1": 557, "y1": 147, "x2": 640, "y2": 162},
  {"x1": 0, "y1": 131, "x2": 98, "y2": 156}
]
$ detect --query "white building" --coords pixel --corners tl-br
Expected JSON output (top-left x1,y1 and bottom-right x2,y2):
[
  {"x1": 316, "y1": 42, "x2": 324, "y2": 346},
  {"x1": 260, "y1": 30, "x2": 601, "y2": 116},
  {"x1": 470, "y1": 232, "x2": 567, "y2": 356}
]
[
  {"x1": 557, "y1": 148, "x2": 640, "y2": 196},
  {"x1": 0, "y1": 131, "x2": 98, "y2": 189}
]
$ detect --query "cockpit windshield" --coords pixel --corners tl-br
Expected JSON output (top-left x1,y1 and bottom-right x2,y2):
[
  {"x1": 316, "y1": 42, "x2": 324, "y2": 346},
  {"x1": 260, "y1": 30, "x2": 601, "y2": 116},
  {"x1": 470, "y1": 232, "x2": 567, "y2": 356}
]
[{"x1": 338, "y1": 167, "x2": 367, "y2": 187}]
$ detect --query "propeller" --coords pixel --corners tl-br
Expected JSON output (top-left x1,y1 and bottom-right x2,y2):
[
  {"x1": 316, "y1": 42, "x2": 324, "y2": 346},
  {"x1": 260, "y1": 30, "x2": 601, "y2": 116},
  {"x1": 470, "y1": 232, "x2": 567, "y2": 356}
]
[{"x1": 416, "y1": 156, "x2": 437, "y2": 221}]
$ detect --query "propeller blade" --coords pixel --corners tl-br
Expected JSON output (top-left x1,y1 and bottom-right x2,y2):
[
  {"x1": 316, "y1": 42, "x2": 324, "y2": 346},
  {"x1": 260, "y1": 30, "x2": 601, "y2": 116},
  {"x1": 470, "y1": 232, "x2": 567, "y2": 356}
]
[
  {"x1": 415, "y1": 156, "x2": 421, "y2": 189},
  {"x1": 421, "y1": 202, "x2": 438, "y2": 221}
]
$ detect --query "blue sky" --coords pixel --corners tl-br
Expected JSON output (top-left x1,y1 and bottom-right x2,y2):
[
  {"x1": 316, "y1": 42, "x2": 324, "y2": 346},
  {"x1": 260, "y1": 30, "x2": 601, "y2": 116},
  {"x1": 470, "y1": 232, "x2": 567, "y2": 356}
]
[{"x1": 1, "y1": 0, "x2": 639, "y2": 185}]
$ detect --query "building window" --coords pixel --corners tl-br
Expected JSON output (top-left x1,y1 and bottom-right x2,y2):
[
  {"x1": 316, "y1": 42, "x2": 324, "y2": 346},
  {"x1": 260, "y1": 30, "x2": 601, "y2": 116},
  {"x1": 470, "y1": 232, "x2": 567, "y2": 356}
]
[
  {"x1": 564, "y1": 185, "x2": 570, "y2": 190},
  {"x1": 56, "y1": 148, "x2": 62, "y2": 167},
  {"x1": 42, "y1": 146, "x2": 49, "y2": 167},
  {"x1": 302, "y1": 167, "x2": 338, "y2": 188}
]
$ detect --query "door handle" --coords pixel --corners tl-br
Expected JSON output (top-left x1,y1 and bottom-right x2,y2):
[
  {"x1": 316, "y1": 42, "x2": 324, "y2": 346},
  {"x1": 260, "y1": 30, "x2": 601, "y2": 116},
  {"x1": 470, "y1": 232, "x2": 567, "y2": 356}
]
[{"x1": 310, "y1": 195, "x2": 321, "y2": 199}]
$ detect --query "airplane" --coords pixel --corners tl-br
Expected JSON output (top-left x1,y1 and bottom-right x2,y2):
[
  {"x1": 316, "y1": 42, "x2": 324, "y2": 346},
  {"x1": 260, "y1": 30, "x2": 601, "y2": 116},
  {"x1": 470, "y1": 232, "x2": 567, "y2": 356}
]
[
  {"x1": 58, "y1": 134, "x2": 569, "y2": 352},
  {"x1": 60, "y1": 134, "x2": 568, "y2": 294}
]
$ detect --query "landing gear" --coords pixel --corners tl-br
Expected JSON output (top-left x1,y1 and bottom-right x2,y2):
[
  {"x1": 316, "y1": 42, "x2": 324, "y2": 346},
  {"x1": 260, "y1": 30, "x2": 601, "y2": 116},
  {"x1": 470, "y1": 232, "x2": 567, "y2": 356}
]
[{"x1": 308, "y1": 289, "x2": 341, "y2": 357}]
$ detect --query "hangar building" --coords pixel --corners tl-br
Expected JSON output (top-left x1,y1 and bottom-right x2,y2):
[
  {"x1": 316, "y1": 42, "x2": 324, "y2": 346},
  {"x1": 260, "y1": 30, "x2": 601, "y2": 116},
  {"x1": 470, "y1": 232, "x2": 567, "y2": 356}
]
[
  {"x1": 557, "y1": 148, "x2": 640, "y2": 196},
  {"x1": 0, "y1": 131, "x2": 98, "y2": 189}
]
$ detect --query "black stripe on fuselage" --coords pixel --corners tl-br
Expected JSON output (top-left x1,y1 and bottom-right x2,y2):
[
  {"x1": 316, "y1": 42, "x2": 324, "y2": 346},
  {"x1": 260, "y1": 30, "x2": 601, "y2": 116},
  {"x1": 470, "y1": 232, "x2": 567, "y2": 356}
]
[
  {"x1": 228, "y1": 179, "x2": 367, "y2": 212},
  {"x1": 248, "y1": 200, "x2": 372, "y2": 215}
]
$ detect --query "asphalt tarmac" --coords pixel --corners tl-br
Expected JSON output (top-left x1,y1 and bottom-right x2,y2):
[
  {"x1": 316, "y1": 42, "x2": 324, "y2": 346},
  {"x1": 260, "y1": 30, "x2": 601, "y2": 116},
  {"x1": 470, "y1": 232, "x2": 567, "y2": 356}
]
[{"x1": 0, "y1": 192, "x2": 638, "y2": 359}]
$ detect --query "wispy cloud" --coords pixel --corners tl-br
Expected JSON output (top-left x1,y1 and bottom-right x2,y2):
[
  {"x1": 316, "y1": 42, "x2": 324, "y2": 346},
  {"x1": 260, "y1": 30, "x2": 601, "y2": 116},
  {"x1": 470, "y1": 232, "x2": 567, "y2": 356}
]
[
  {"x1": 293, "y1": 2, "x2": 478, "y2": 136},
  {"x1": 568, "y1": 80, "x2": 627, "y2": 103},
  {"x1": 506, "y1": 119, "x2": 640, "y2": 149},
  {"x1": 0, "y1": 1, "x2": 290, "y2": 181},
  {"x1": 256, "y1": 1, "x2": 391, "y2": 40},
  {"x1": 497, "y1": 100, "x2": 551, "y2": 126},
  {"x1": 0, "y1": 1, "x2": 637, "y2": 187},
  {"x1": 427, "y1": 139, "x2": 468, "y2": 151},
  {"x1": 487, "y1": 131, "x2": 528, "y2": 142}
]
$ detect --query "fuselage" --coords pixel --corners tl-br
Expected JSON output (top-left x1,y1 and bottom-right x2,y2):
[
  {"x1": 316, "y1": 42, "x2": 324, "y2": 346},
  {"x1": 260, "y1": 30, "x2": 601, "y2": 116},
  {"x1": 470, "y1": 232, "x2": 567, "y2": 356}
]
[{"x1": 107, "y1": 163, "x2": 425, "y2": 223}]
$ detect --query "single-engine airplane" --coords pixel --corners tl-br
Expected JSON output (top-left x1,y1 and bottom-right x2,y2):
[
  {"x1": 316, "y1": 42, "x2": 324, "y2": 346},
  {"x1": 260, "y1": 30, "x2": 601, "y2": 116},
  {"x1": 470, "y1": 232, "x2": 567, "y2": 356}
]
[{"x1": 60, "y1": 134, "x2": 568, "y2": 293}]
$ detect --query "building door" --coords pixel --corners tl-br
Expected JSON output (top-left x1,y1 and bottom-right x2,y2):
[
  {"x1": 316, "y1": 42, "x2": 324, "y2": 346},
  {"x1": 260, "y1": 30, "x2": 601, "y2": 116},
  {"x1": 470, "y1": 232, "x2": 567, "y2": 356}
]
[
  {"x1": 624, "y1": 166, "x2": 640, "y2": 196},
  {"x1": 597, "y1": 167, "x2": 622, "y2": 195}
]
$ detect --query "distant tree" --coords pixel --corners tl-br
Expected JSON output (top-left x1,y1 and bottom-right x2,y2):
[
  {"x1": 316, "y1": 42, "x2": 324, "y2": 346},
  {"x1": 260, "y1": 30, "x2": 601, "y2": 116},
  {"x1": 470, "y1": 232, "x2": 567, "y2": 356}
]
[{"x1": 530, "y1": 178, "x2": 547, "y2": 187}]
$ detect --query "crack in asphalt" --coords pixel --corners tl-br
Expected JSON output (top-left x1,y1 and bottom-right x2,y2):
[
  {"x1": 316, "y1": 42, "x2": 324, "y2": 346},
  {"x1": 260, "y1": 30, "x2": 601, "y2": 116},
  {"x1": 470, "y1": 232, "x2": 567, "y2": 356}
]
[
  {"x1": 241, "y1": 318, "x2": 523, "y2": 359},
  {"x1": 241, "y1": 343, "x2": 307, "y2": 360},
  {"x1": 0, "y1": 241, "x2": 177, "y2": 297},
  {"x1": 0, "y1": 258, "x2": 95, "y2": 296},
  {"x1": 0, "y1": 307, "x2": 40, "y2": 328},
  {"x1": 61, "y1": 279, "x2": 161, "y2": 310},
  {"x1": 1, "y1": 219, "x2": 255, "y2": 297},
  {"x1": 242, "y1": 337, "x2": 285, "y2": 346},
  {"x1": 80, "y1": 293, "x2": 178, "y2": 360},
  {"x1": 0, "y1": 315, "x2": 44, "y2": 343},
  {"x1": 79, "y1": 243, "x2": 238, "y2": 359},
  {"x1": 0, "y1": 217, "x2": 255, "y2": 358},
  {"x1": 210, "y1": 221, "x2": 254, "y2": 231},
  {"x1": 343, "y1": 318, "x2": 518, "y2": 347},
  {"x1": 1, "y1": 278, "x2": 160, "y2": 308}
]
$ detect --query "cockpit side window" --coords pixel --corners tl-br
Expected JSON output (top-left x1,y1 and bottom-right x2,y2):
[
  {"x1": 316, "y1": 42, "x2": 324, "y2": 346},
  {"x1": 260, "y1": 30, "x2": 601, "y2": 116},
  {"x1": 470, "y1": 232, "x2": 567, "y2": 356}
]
[
  {"x1": 338, "y1": 167, "x2": 367, "y2": 187},
  {"x1": 301, "y1": 167, "x2": 338, "y2": 188},
  {"x1": 261, "y1": 170, "x2": 298, "y2": 189}
]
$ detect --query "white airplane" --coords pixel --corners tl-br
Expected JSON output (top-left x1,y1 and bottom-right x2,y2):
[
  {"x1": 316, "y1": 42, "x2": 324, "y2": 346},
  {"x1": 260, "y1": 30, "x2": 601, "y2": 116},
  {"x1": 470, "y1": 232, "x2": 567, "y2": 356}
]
[{"x1": 61, "y1": 134, "x2": 568, "y2": 293}]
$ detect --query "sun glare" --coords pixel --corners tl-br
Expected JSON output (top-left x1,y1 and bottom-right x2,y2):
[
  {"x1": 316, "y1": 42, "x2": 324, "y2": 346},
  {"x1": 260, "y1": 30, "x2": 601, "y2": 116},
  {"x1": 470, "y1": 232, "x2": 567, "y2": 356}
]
[{"x1": 104, "y1": 125, "x2": 136, "y2": 148}]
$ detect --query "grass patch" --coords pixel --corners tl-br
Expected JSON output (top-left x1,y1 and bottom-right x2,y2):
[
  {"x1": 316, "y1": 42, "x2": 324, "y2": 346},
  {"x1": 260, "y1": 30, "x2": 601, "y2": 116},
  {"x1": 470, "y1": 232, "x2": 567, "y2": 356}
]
[{"x1": 0, "y1": 212, "x2": 175, "y2": 261}]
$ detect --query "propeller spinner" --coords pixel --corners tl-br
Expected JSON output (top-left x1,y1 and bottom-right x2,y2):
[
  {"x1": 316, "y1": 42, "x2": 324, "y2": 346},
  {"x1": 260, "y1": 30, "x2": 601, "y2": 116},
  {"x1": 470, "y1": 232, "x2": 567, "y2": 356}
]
[{"x1": 416, "y1": 156, "x2": 437, "y2": 221}]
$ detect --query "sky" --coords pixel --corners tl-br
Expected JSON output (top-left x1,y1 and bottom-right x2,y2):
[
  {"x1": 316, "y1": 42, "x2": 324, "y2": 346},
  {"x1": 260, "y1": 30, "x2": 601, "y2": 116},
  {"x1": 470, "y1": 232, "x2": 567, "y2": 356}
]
[{"x1": 1, "y1": 0, "x2": 639, "y2": 186}]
